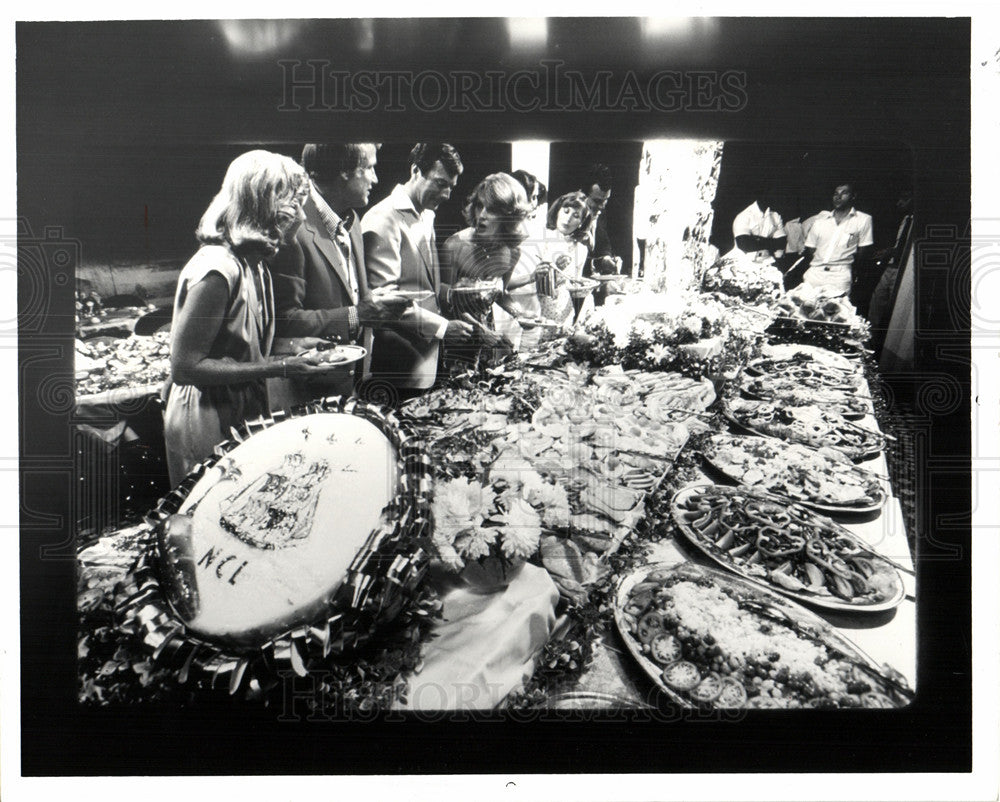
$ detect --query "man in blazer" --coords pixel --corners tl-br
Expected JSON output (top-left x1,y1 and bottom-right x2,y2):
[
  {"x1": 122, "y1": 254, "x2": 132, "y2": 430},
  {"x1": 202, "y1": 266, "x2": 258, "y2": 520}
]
[
  {"x1": 270, "y1": 143, "x2": 409, "y2": 407},
  {"x1": 361, "y1": 143, "x2": 473, "y2": 398}
]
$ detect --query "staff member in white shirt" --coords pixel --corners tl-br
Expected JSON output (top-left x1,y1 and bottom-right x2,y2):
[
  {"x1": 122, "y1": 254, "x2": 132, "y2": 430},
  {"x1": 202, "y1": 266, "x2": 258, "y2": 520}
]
[
  {"x1": 732, "y1": 193, "x2": 787, "y2": 261},
  {"x1": 798, "y1": 183, "x2": 874, "y2": 296}
]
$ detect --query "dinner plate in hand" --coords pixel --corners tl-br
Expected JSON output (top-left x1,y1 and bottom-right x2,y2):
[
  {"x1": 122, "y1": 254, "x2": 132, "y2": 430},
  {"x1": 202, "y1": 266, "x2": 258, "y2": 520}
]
[{"x1": 299, "y1": 344, "x2": 367, "y2": 366}]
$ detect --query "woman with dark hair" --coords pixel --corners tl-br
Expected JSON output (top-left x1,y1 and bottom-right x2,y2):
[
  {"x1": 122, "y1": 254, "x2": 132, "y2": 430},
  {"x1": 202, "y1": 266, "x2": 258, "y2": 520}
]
[
  {"x1": 527, "y1": 190, "x2": 594, "y2": 326},
  {"x1": 163, "y1": 150, "x2": 338, "y2": 484},
  {"x1": 511, "y1": 169, "x2": 548, "y2": 244}
]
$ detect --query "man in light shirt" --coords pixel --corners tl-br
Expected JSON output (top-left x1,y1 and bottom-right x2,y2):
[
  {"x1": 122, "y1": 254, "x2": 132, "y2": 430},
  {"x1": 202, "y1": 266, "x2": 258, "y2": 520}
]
[
  {"x1": 361, "y1": 143, "x2": 474, "y2": 400},
  {"x1": 798, "y1": 183, "x2": 874, "y2": 296},
  {"x1": 732, "y1": 192, "x2": 787, "y2": 262}
]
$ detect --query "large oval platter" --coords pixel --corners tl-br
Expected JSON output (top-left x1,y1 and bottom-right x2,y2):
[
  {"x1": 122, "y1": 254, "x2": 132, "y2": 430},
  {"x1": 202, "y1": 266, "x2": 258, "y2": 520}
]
[
  {"x1": 700, "y1": 434, "x2": 886, "y2": 515},
  {"x1": 614, "y1": 561, "x2": 913, "y2": 710},
  {"x1": 115, "y1": 397, "x2": 434, "y2": 697},
  {"x1": 743, "y1": 355, "x2": 863, "y2": 389},
  {"x1": 756, "y1": 343, "x2": 857, "y2": 372},
  {"x1": 738, "y1": 374, "x2": 870, "y2": 420},
  {"x1": 163, "y1": 411, "x2": 400, "y2": 645},
  {"x1": 722, "y1": 399, "x2": 884, "y2": 461},
  {"x1": 670, "y1": 484, "x2": 905, "y2": 612}
]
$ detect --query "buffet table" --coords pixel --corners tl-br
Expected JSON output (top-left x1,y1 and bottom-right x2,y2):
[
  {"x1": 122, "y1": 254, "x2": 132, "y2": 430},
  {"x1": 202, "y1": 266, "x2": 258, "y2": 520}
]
[{"x1": 78, "y1": 271, "x2": 917, "y2": 712}]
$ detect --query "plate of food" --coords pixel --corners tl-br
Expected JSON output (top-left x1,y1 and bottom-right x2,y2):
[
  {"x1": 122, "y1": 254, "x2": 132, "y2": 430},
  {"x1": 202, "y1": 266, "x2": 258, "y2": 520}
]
[
  {"x1": 758, "y1": 343, "x2": 857, "y2": 372},
  {"x1": 764, "y1": 316, "x2": 868, "y2": 356},
  {"x1": 299, "y1": 343, "x2": 367, "y2": 366},
  {"x1": 670, "y1": 485, "x2": 906, "y2": 611},
  {"x1": 739, "y1": 374, "x2": 870, "y2": 420},
  {"x1": 744, "y1": 354, "x2": 863, "y2": 389},
  {"x1": 614, "y1": 561, "x2": 913, "y2": 709},
  {"x1": 392, "y1": 289, "x2": 436, "y2": 302},
  {"x1": 700, "y1": 434, "x2": 886, "y2": 513},
  {"x1": 516, "y1": 316, "x2": 561, "y2": 331},
  {"x1": 723, "y1": 398, "x2": 884, "y2": 461},
  {"x1": 566, "y1": 276, "x2": 600, "y2": 298}
]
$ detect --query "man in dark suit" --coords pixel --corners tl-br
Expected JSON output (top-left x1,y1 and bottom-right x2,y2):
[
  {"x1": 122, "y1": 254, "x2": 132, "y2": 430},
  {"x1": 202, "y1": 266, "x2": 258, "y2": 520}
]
[
  {"x1": 361, "y1": 143, "x2": 473, "y2": 400},
  {"x1": 270, "y1": 143, "x2": 409, "y2": 407}
]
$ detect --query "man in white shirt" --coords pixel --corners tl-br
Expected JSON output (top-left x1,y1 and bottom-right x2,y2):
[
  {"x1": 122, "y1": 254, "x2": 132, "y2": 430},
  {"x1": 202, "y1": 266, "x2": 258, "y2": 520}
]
[
  {"x1": 361, "y1": 143, "x2": 474, "y2": 399},
  {"x1": 799, "y1": 183, "x2": 874, "y2": 296},
  {"x1": 732, "y1": 194, "x2": 787, "y2": 261}
]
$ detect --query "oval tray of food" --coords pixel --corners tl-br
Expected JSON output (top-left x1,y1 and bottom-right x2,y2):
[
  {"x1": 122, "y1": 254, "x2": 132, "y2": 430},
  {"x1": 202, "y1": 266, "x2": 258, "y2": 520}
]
[
  {"x1": 670, "y1": 484, "x2": 905, "y2": 612},
  {"x1": 738, "y1": 375, "x2": 869, "y2": 420},
  {"x1": 614, "y1": 561, "x2": 913, "y2": 709},
  {"x1": 772, "y1": 314, "x2": 853, "y2": 330},
  {"x1": 722, "y1": 399, "x2": 884, "y2": 461},
  {"x1": 699, "y1": 434, "x2": 886, "y2": 514},
  {"x1": 744, "y1": 354, "x2": 863, "y2": 386},
  {"x1": 757, "y1": 344, "x2": 857, "y2": 371}
]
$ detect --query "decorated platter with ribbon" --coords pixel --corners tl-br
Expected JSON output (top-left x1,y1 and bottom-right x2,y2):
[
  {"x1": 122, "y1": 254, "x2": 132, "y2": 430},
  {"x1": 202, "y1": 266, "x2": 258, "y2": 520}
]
[
  {"x1": 115, "y1": 396, "x2": 436, "y2": 694},
  {"x1": 670, "y1": 484, "x2": 905, "y2": 612}
]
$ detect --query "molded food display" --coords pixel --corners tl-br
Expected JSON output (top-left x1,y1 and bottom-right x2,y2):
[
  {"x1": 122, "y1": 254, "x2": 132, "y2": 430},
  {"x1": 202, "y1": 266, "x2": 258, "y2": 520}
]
[
  {"x1": 670, "y1": 485, "x2": 905, "y2": 611},
  {"x1": 615, "y1": 562, "x2": 913, "y2": 709},
  {"x1": 701, "y1": 434, "x2": 885, "y2": 513}
]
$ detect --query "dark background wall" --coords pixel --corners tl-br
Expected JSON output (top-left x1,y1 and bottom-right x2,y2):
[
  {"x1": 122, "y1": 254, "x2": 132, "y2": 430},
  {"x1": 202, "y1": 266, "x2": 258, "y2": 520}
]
[{"x1": 709, "y1": 142, "x2": 914, "y2": 252}]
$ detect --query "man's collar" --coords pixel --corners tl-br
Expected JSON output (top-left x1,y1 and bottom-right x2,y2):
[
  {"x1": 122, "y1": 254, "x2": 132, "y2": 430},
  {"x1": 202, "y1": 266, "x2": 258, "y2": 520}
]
[
  {"x1": 311, "y1": 186, "x2": 343, "y2": 227},
  {"x1": 828, "y1": 207, "x2": 858, "y2": 217},
  {"x1": 390, "y1": 184, "x2": 421, "y2": 215}
]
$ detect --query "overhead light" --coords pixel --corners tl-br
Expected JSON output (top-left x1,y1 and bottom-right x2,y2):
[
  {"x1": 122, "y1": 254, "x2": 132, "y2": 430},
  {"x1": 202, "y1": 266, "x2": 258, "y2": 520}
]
[
  {"x1": 506, "y1": 17, "x2": 548, "y2": 51},
  {"x1": 641, "y1": 17, "x2": 716, "y2": 44},
  {"x1": 218, "y1": 20, "x2": 304, "y2": 57}
]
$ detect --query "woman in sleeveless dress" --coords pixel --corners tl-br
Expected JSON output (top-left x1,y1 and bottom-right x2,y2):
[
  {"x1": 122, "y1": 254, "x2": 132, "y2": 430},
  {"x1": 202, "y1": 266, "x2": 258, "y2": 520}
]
[{"x1": 163, "y1": 150, "x2": 338, "y2": 485}]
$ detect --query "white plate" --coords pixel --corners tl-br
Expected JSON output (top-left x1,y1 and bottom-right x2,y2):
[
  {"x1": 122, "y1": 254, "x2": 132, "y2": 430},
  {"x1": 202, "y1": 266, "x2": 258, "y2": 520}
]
[{"x1": 299, "y1": 344, "x2": 367, "y2": 366}]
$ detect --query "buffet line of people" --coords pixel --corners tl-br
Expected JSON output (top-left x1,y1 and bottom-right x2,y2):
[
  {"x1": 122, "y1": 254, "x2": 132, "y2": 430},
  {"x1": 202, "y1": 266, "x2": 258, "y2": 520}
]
[
  {"x1": 162, "y1": 143, "x2": 904, "y2": 487},
  {"x1": 163, "y1": 144, "x2": 624, "y2": 484}
]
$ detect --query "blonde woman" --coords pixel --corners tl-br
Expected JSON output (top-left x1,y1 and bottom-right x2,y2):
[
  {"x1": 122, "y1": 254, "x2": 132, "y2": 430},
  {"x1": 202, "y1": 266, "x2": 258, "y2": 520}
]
[{"x1": 163, "y1": 150, "x2": 338, "y2": 484}]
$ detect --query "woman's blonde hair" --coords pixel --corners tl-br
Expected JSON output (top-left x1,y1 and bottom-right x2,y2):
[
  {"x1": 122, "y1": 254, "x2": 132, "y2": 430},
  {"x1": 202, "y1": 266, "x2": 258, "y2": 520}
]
[
  {"x1": 462, "y1": 172, "x2": 532, "y2": 229},
  {"x1": 196, "y1": 150, "x2": 310, "y2": 256}
]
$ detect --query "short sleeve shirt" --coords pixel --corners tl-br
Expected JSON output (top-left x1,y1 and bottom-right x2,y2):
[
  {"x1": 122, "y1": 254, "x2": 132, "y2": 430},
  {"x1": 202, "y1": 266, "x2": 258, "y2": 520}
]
[
  {"x1": 804, "y1": 208, "x2": 874, "y2": 269},
  {"x1": 733, "y1": 202, "x2": 785, "y2": 240}
]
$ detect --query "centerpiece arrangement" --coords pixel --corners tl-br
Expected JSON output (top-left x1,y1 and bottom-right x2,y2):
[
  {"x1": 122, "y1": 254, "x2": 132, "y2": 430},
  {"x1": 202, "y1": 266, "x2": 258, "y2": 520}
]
[
  {"x1": 565, "y1": 289, "x2": 760, "y2": 379},
  {"x1": 701, "y1": 254, "x2": 784, "y2": 303},
  {"x1": 430, "y1": 470, "x2": 569, "y2": 592}
]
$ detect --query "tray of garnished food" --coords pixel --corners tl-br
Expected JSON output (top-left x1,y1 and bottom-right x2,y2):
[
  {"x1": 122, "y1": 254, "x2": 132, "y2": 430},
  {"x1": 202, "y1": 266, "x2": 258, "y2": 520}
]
[
  {"x1": 722, "y1": 398, "x2": 884, "y2": 461},
  {"x1": 757, "y1": 343, "x2": 859, "y2": 369},
  {"x1": 670, "y1": 485, "x2": 905, "y2": 611},
  {"x1": 744, "y1": 353, "x2": 863, "y2": 389},
  {"x1": 738, "y1": 373, "x2": 870, "y2": 420},
  {"x1": 615, "y1": 561, "x2": 913, "y2": 709},
  {"x1": 700, "y1": 434, "x2": 886, "y2": 514}
]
